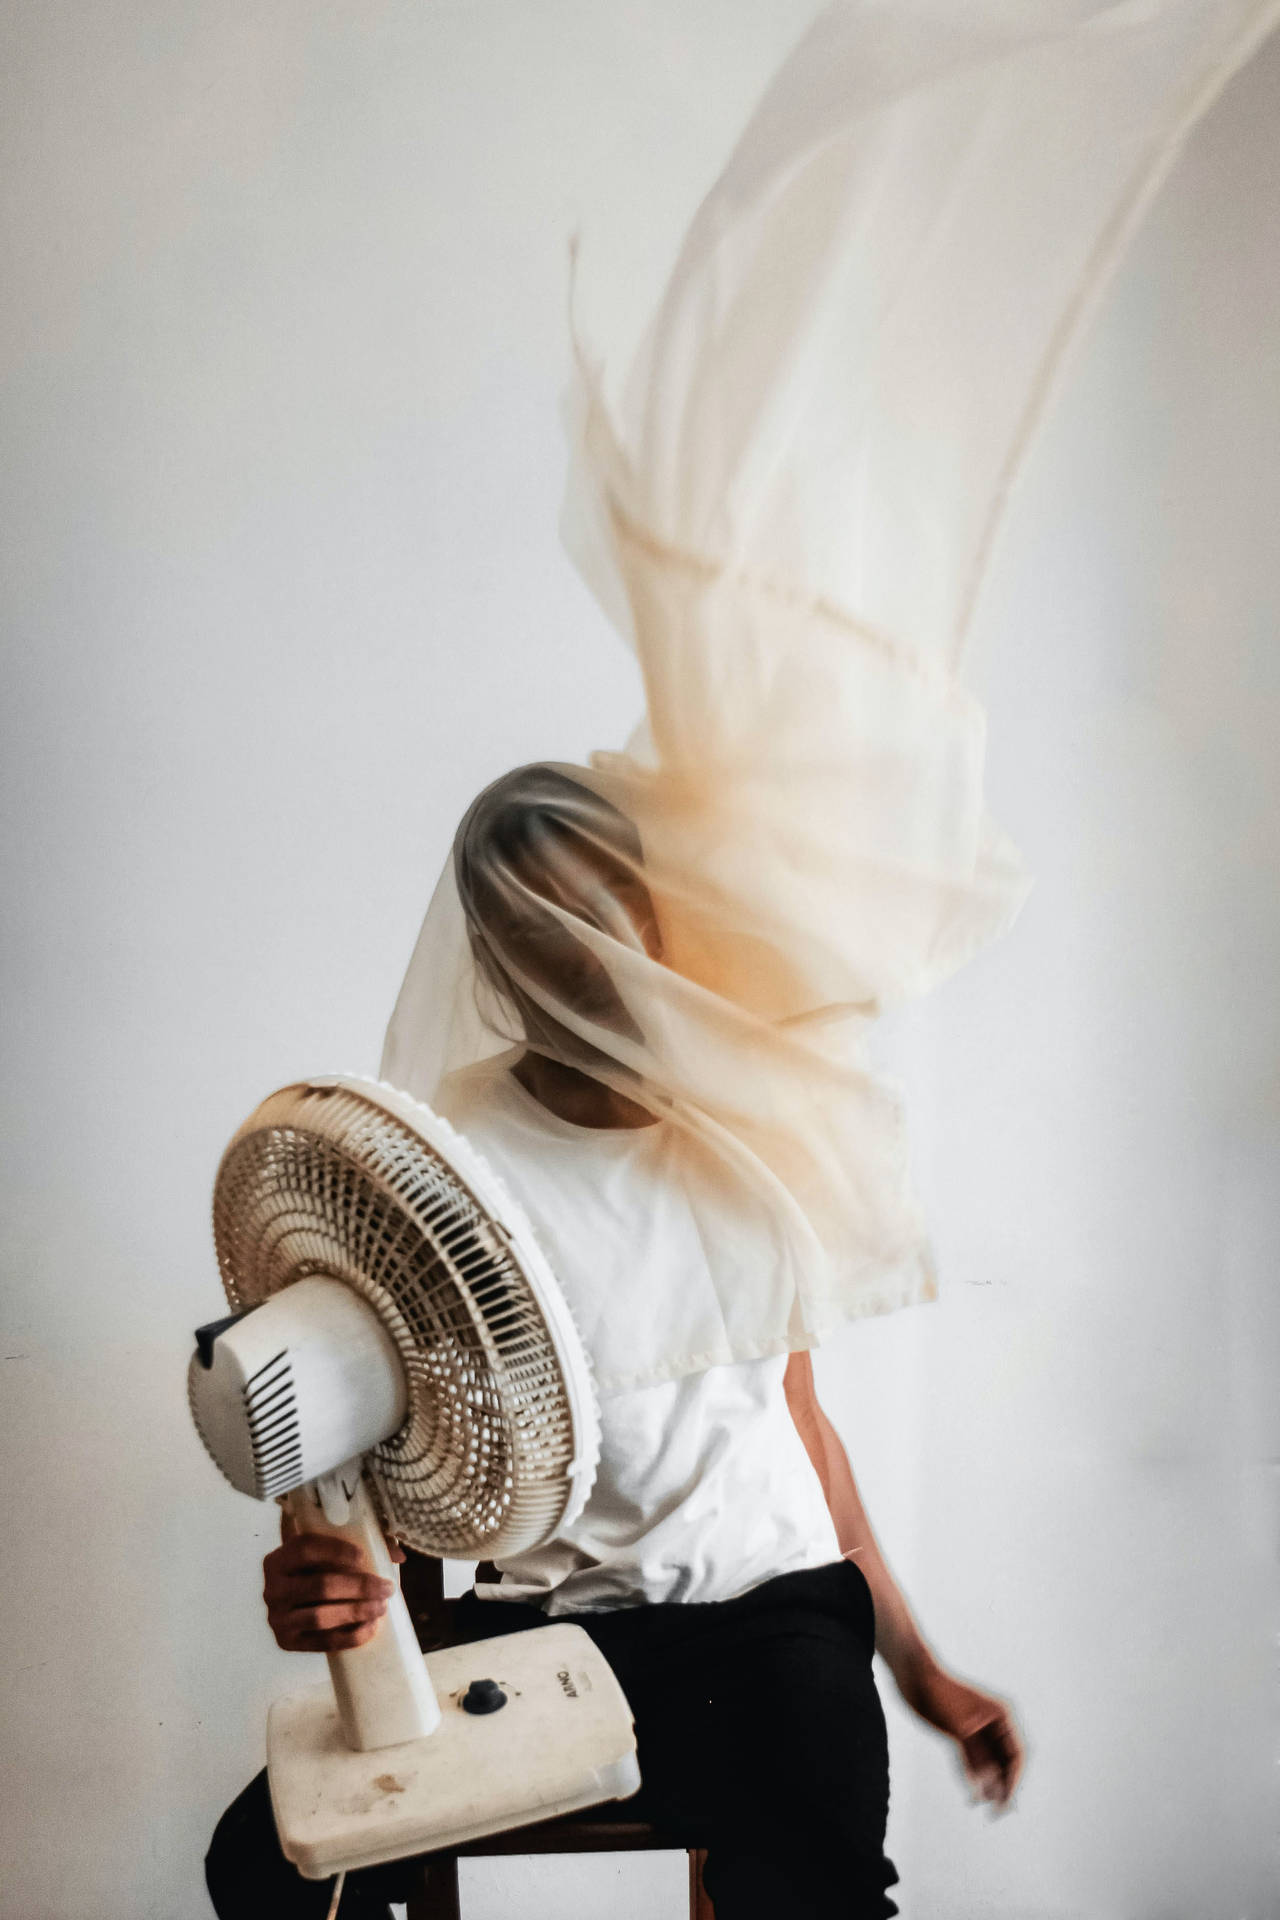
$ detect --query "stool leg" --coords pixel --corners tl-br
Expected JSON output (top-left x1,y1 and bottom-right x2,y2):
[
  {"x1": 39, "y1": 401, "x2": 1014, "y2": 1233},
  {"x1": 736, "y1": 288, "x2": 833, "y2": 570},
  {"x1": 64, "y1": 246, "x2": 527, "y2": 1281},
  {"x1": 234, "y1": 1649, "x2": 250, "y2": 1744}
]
[
  {"x1": 688, "y1": 1847, "x2": 715, "y2": 1920},
  {"x1": 406, "y1": 1852, "x2": 461, "y2": 1920}
]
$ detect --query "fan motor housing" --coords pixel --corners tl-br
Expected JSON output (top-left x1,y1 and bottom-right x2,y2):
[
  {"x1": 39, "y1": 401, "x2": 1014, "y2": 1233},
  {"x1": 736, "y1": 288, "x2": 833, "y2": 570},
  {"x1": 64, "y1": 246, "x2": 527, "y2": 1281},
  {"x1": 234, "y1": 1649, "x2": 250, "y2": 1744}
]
[{"x1": 188, "y1": 1276, "x2": 408, "y2": 1500}]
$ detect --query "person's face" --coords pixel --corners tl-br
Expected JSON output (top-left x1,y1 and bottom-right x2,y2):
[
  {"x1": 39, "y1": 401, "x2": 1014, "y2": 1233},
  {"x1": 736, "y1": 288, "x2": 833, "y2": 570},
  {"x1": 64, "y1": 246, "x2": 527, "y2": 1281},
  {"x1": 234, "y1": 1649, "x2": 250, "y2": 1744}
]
[{"x1": 481, "y1": 830, "x2": 661, "y2": 1041}]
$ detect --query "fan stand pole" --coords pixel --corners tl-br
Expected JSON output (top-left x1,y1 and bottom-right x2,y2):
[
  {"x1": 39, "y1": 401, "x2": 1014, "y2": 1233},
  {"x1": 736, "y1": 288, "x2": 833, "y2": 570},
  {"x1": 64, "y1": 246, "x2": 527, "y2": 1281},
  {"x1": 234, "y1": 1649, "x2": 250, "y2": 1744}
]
[{"x1": 286, "y1": 1467, "x2": 442, "y2": 1749}]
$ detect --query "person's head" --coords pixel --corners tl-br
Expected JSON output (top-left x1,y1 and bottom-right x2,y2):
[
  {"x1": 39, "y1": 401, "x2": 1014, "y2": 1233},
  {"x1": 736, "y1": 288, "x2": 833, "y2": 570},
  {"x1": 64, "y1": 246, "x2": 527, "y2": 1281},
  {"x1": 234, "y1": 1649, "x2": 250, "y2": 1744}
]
[{"x1": 452, "y1": 765, "x2": 660, "y2": 1057}]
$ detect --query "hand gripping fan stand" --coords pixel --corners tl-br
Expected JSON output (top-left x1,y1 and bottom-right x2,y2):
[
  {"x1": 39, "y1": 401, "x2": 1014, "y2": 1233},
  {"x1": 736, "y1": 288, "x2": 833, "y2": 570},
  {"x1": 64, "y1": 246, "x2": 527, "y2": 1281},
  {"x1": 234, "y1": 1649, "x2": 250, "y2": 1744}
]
[{"x1": 188, "y1": 1076, "x2": 639, "y2": 1881}]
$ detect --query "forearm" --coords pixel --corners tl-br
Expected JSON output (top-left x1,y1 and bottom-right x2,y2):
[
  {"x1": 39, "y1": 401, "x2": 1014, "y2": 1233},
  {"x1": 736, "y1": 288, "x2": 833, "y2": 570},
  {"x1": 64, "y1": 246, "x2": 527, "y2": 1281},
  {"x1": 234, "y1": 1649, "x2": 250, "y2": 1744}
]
[
  {"x1": 782, "y1": 1353, "x2": 1026, "y2": 1802},
  {"x1": 786, "y1": 1355, "x2": 941, "y2": 1704},
  {"x1": 821, "y1": 1427, "x2": 941, "y2": 1702}
]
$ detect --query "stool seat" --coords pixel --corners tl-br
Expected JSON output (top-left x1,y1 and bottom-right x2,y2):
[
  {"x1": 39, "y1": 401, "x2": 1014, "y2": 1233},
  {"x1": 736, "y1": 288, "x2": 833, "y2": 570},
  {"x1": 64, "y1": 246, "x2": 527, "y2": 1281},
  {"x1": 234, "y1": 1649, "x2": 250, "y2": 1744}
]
[{"x1": 451, "y1": 1813, "x2": 690, "y2": 1856}]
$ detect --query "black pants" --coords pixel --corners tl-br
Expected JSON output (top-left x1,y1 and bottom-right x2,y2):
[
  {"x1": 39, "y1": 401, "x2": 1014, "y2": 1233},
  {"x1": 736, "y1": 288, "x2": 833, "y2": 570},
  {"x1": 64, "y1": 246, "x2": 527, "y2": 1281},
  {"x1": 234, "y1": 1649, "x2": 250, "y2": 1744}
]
[{"x1": 205, "y1": 1559, "x2": 899, "y2": 1919}]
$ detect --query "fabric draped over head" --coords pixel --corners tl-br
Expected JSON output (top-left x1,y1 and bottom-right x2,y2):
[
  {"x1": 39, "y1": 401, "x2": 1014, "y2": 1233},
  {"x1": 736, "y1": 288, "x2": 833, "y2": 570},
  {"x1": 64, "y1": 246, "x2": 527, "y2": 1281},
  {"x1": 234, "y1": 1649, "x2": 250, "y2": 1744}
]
[
  {"x1": 383, "y1": 0, "x2": 1280, "y2": 1384},
  {"x1": 451, "y1": 766, "x2": 657, "y2": 1075}
]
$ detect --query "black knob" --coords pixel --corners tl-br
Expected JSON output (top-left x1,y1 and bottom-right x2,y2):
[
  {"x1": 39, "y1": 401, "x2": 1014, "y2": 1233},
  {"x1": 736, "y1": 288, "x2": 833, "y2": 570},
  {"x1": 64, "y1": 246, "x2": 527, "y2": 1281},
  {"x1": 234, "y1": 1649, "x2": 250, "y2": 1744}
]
[{"x1": 461, "y1": 1677, "x2": 507, "y2": 1715}]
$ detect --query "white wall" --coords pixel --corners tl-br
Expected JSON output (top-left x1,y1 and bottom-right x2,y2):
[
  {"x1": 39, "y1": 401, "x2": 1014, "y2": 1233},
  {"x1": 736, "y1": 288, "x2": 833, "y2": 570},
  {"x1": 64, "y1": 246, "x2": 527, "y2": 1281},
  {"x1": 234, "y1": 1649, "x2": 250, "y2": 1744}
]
[
  {"x1": 2, "y1": 7, "x2": 1276, "y2": 1918},
  {"x1": 840, "y1": 37, "x2": 1280, "y2": 1913}
]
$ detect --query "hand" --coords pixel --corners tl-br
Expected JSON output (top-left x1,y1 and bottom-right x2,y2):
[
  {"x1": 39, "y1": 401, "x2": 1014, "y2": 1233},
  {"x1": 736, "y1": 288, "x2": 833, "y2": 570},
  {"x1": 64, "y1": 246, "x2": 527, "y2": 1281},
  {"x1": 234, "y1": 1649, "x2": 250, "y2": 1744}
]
[
  {"x1": 901, "y1": 1662, "x2": 1025, "y2": 1809},
  {"x1": 263, "y1": 1513, "x2": 403, "y2": 1654}
]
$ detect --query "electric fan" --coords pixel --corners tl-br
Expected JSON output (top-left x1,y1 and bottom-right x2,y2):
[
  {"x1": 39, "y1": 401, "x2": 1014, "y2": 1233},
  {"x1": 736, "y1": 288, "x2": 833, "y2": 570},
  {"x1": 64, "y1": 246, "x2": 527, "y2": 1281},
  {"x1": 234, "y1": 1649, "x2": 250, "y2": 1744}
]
[{"x1": 188, "y1": 1074, "x2": 639, "y2": 1880}]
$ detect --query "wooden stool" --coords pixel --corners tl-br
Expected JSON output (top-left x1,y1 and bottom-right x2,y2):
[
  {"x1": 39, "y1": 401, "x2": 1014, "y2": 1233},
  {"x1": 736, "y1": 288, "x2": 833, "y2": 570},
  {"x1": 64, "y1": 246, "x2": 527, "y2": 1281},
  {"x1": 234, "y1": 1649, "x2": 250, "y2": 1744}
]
[{"x1": 399, "y1": 1557, "x2": 714, "y2": 1920}]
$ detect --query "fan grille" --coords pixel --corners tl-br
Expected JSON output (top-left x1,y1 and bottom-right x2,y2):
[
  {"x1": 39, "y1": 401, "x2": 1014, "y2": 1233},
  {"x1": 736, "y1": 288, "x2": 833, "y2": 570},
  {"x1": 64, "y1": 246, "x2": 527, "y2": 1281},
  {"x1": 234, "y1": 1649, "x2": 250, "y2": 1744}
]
[{"x1": 213, "y1": 1082, "x2": 587, "y2": 1559}]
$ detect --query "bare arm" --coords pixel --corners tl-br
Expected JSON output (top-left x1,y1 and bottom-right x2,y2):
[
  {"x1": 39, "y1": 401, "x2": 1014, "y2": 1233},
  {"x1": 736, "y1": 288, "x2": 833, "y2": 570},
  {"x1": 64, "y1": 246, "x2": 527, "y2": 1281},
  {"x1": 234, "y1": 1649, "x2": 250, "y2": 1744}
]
[
  {"x1": 784, "y1": 1350, "x2": 1025, "y2": 1807},
  {"x1": 783, "y1": 1349, "x2": 936, "y2": 1691}
]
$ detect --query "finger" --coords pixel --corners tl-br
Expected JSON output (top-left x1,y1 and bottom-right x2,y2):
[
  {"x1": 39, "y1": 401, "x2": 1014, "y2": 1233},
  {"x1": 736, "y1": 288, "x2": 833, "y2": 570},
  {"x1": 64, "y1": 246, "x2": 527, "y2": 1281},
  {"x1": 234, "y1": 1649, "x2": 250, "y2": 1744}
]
[
  {"x1": 295, "y1": 1623, "x2": 383, "y2": 1653},
  {"x1": 987, "y1": 1774, "x2": 1016, "y2": 1813},
  {"x1": 276, "y1": 1599, "x2": 390, "y2": 1636},
  {"x1": 270, "y1": 1604, "x2": 388, "y2": 1649},
  {"x1": 275, "y1": 1569, "x2": 396, "y2": 1604},
  {"x1": 976, "y1": 1743, "x2": 1022, "y2": 1807},
  {"x1": 264, "y1": 1572, "x2": 394, "y2": 1617},
  {"x1": 280, "y1": 1534, "x2": 372, "y2": 1570},
  {"x1": 268, "y1": 1597, "x2": 387, "y2": 1628},
  {"x1": 270, "y1": 1550, "x2": 384, "y2": 1590},
  {"x1": 275, "y1": 1621, "x2": 383, "y2": 1653},
  {"x1": 265, "y1": 1585, "x2": 392, "y2": 1620},
  {"x1": 961, "y1": 1738, "x2": 1005, "y2": 1796},
  {"x1": 998, "y1": 1744, "x2": 1024, "y2": 1803},
  {"x1": 983, "y1": 1719, "x2": 1025, "y2": 1799}
]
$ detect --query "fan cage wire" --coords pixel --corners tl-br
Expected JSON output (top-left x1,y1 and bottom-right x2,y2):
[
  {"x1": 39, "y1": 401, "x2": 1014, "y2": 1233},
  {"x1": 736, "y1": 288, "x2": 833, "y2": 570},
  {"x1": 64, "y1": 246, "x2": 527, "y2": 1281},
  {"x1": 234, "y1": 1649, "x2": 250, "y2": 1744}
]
[{"x1": 212, "y1": 1084, "x2": 583, "y2": 1559}]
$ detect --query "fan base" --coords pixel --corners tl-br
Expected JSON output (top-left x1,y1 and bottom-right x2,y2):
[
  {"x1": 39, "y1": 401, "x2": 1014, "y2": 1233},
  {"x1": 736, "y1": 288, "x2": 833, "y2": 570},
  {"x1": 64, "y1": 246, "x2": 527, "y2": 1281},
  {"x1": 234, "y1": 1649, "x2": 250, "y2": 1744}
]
[{"x1": 267, "y1": 1623, "x2": 641, "y2": 1879}]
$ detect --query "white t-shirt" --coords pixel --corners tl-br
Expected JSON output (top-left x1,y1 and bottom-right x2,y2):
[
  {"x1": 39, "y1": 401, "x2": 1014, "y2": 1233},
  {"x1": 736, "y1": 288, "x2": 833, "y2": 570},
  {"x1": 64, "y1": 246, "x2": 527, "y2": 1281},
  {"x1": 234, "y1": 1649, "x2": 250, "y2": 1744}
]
[{"x1": 437, "y1": 1055, "x2": 842, "y2": 1614}]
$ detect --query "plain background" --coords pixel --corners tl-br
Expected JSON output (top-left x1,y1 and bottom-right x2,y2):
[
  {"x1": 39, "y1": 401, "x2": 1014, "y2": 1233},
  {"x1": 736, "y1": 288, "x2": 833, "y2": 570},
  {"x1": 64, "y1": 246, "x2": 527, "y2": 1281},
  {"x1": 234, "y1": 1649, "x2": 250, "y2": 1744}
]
[{"x1": 2, "y1": 5, "x2": 1278, "y2": 1916}]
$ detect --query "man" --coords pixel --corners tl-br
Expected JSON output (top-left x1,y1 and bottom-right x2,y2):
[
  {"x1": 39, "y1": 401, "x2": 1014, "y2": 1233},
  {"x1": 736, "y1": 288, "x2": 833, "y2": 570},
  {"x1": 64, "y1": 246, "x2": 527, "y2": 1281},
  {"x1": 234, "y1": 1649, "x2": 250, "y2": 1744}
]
[{"x1": 206, "y1": 768, "x2": 1023, "y2": 1919}]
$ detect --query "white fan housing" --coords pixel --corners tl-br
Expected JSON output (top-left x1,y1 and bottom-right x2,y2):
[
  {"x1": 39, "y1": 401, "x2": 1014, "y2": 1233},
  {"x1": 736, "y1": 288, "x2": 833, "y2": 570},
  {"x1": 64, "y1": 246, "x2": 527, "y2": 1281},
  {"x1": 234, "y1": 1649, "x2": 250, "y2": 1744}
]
[{"x1": 188, "y1": 1074, "x2": 637, "y2": 1878}]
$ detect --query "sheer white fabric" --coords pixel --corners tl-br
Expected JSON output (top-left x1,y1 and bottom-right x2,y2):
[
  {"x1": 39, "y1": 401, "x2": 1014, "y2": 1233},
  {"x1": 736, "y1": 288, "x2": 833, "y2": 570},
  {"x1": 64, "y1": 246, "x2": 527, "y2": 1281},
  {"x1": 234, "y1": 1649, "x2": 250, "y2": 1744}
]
[{"x1": 383, "y1": 0, "x2": 1280, "y2": 1384}]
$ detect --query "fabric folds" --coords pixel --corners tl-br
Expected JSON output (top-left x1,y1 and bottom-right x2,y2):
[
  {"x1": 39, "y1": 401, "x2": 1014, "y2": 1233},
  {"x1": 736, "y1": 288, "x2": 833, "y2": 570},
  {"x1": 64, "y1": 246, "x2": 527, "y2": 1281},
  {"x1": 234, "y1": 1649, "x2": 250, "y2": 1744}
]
[{"x1": 383, "y1": 0, "x2": 1280, "y2": 1383}]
